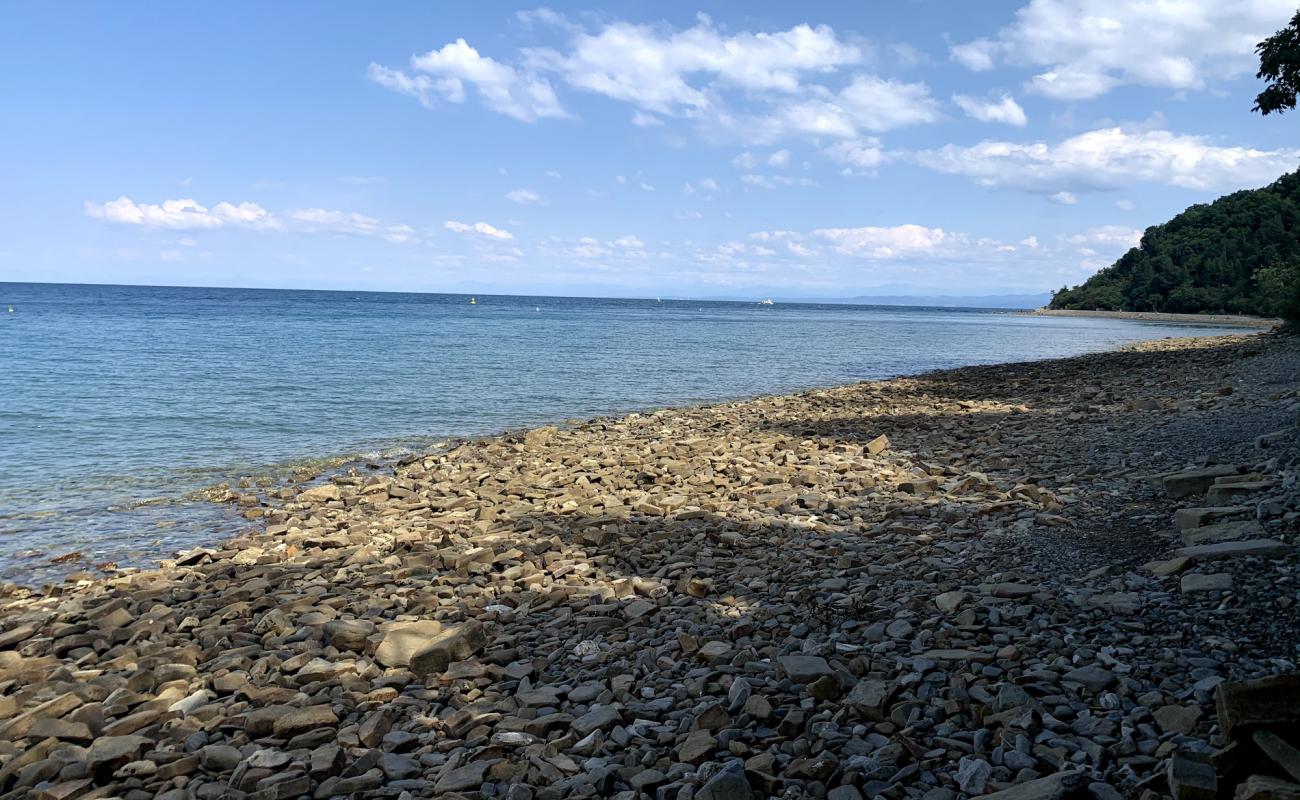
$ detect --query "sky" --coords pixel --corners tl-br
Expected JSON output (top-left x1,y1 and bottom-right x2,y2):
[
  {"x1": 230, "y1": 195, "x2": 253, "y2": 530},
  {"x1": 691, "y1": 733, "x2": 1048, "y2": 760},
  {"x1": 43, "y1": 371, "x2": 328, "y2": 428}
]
[{"x1": 2, "y1": 1, "x2": 1299, "y2": 299}]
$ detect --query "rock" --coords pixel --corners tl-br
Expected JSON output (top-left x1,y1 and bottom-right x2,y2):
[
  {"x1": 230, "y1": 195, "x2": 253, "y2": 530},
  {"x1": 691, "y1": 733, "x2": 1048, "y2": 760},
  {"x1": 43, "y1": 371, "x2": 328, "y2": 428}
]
[
  {"x1": 374, "y1": 620, "x2": 444, "y2": 668},
  {"x1": 272, "y1": 705, "x2": 338, "y2": 738},
  {"x1": 409, "y1": 619, "x2": 489, "y2": 677},
  {"x1": 1235, "y1": 775, "x2": 1300, "y2": 800},
  {"x1": 1153, "y1": 704, "x2": 1203, "y2": 735},
  {"x1": 298, "y1": 483, "x2": 341, "y2": 502},
  {"x1": 777, "y1": 654, "x2": 834, "y2": 684},
  {"x1": 1216, "y1": 674, "x2": 1300, "y2": 737},
  {"x1": 865, "y1": 434, "x2": 890, "y2": 455},
  {"x1": 1208, "y1": 481, "x2": 1277, "y2": 505},
  {"x1": 697, "y1": 769, "x2": 753, "y2": 800},
  {"x1": 433, "y1": 761, "x2": 490, "y2": 793},
  {"x1": 198, "y1": 744, "x2": 242, "y2": 772},
  {"x1": 956, "y1": 757, "x2": 993, "y2": 794},
  {"x1": 571, "y1": 705, "x2": 621, "y2": 736},
  {"x1": 1177, "y1": 540, "x2": 1291, "y2": 562},
  {"x1": 1180, "y1": 519, "x2": 1266, "y2": 546},
  {"x1": 1253, "y1": 730, "x2": 1300, "y2": 784},
  {"x1": 676, "y1": 729, "x2": 714, "y2": 764},
  {"x1": 1169, "y1": 755, "x2": 1217, "y2": 800},
  {"x1": 977, "y1": 770, "x2": 1087, "y2": 800},
  {"x1": 844, "y1": 679, "x2": 893, "y2": 720},
  {"x1": 1181, "y1": 573, "x2": 1233, "y2": 593},
  {"x1": 1161, "y1": 465, "x2": 1239, "y2": 498},
  {"x1": 323, "y1": 618, "x2": 375, "y2": 651},
  {"x1": 1174, "y1": 506, "x2": 1253, "y2": 530},
  {"x1": 1062, "y1": 666, "x2": 1115, "y2": 692},
  {"x1": 934, "y1": 590, "x2": 968, "y2": 613},
  {"x1": 85, "y1": 735, "x2": 151, "y2": 775}
]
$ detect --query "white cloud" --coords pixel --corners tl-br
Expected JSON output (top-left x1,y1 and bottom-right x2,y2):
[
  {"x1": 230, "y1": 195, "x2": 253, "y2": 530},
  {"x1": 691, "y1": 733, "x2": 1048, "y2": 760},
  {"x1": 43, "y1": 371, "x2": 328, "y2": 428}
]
[
  {"x1": 506, "y1": 188, "x2": 546, "y2": 205},
  {"x1": 952, "y1": 0, "x2": 1295, "y2": 100},
  {"x1": 814, "y1": 224, "x2": 954, "y2": 258},
  {"x1": 376, "y1": 16, "x2": 943, "y2": 151},
  {"x1": 85, "y1": 197, "x2": 425, "y2": 242},
  {"x1": 85, "y1": 197, "x2": 283, "y2": 231},
  {"x1": 369, "y1": 39, "x2": 566, "y2": 121},
  {"x1": 612, "y1": 234, "x2": 644, "y2": 248},
  {"x1": 631, "y1": 111, "x2": 665, "y2": 127},
  {"x1": 524, "y1": 19, "x2": 862, "y2": 114},
  {"x1": 823, "y1": 137, "x2": 887, "y2": 169},
  {"x1": 740, "y1": 173, "x2": 817, "y2": 189},
  {"x1": 444, "y1": 219, "x2": 514, "y2": 240},
  {"x1": 951, "y1": 39, "x2": 997, "y2": 71},
  {"x1": 1066, "y1": 225, "x2": 1142, "y2": 249},
  {"x1": 1115, "y1": 198, "x2": 1136, "y2": 210},
  {"x1": 683, "y1": 177, "x2": 720, "y2": 196},
  {"x1": 915, "y1": 127, "x2": 1300, "y2": 193},
  {"x1": 1049, "y1": 191, "x2": 1078, "y2": 204},
  {"x1": 952, "y1": 93, "x2": 1027, "y2": 127},
  {"x1": 767, "y1": 149, "x2": 791, "y2": 167},
  {"x1": 286, "y1": 208, "x2": 380, "y2": 235},
  {"x1": 639, "y1": 182, "x2": 655, "y2": 192},
  {"x1": 545, "y1": 170, "x2": 562, "y2": 178}
]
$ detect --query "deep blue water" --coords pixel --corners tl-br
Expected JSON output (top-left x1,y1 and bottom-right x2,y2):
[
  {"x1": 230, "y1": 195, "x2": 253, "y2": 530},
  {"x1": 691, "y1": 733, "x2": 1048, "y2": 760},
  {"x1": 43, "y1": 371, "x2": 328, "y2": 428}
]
[{"x1": 0, "y1": 282, "x2": 1243, "y2": 583}]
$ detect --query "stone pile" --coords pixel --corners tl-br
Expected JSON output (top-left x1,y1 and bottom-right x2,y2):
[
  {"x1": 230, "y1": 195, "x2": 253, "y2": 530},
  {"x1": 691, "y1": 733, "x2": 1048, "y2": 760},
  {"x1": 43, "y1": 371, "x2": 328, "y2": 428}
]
[
  {"x1": 0, "y1": 332, "x2": 1297, "y2": 800},
  {"x1": 1165, "y1": 674, "x2": 1300, "y2": 800}
]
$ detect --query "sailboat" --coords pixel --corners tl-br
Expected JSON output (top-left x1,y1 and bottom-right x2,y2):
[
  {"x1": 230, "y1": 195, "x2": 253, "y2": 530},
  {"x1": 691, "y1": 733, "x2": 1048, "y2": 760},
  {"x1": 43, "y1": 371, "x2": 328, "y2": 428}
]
[{"x1": 758, "y1": 298, "x2": 774, "y2": 305}]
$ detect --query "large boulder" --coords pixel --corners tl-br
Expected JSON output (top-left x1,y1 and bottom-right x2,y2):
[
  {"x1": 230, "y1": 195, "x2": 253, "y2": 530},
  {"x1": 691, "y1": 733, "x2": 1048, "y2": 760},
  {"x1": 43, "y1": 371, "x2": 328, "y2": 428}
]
[{"x1": 409, "y1": 620, "x2": 489, "y2": 677}]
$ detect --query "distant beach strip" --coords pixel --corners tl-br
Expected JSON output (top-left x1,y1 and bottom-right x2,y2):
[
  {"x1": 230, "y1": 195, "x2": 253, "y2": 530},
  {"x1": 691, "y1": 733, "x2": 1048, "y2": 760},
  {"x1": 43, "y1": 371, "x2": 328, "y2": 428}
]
[{"x1": 1030, "y1": 308, "x2": 1280, "y2": 329}]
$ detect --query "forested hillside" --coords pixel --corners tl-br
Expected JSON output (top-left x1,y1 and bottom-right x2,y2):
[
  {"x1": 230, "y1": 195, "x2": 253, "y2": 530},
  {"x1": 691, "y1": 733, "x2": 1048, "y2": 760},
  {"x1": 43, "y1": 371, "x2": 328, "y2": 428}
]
[{"x1": 1049, "y1": 170, "x2": 1300, "y2": 319}]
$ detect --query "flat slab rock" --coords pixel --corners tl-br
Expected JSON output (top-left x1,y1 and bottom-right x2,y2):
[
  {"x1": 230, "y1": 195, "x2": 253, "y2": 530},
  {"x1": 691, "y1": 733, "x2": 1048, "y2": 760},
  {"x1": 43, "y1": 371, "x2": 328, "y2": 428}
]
[
  {"x1": 1176, "y1": 539, "x2": 1291, "y2": 562},
  {"x1": 1216, "y1": 674, "x2": 1300, "y2": 738},
  {"x1": 1180, "y1": 519, "x2": 1266, "y2": 546}
]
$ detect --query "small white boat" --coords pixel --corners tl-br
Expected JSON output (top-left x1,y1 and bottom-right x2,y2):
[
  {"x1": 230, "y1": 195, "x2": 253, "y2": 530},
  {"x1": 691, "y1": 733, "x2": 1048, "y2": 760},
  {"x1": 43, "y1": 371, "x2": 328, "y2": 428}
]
[
  {"x1": 758, "y1": 298, "x2": 774, "y2": 305},
  {"x1": 470, "y1": 297, "x2": 477, "y2": 305}
]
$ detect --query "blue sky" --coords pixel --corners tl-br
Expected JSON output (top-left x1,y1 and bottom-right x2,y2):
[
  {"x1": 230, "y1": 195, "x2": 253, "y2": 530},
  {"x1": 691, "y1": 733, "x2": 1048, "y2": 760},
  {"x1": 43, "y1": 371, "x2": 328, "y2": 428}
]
[{"x1": 2, "y1": 1, "x2": 1298, "y2": 298}]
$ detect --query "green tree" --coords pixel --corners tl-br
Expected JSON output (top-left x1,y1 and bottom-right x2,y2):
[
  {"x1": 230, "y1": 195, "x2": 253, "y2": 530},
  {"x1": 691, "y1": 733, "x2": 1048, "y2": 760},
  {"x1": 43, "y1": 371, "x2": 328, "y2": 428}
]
[
  {"x1": 1256, "y1": 260, "x2": 1300, "y2": 321},
  {"x1": 1254, "y1": 8, "x2": 1300, "y2": 115},
  {"x1": 1048, "y1": 170, "x2": 1300, "y2": 317}
]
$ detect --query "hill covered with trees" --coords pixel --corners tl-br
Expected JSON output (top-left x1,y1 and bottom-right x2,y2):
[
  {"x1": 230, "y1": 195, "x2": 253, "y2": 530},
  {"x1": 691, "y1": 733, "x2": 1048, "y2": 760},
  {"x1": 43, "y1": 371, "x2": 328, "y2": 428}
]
[{"x1": 1049, "y1": 170, "x2": 1300, "y2": 320}]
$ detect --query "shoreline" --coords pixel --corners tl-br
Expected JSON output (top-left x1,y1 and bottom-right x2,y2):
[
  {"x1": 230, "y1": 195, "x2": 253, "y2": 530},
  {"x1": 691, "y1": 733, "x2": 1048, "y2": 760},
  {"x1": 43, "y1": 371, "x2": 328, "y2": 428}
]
[
  {"x1": 0, "y1": 332, "x2": 1297, "y2": 798},
  {"x1": 1031, "y1": 307, "x2": 1280, "y2": 328}
]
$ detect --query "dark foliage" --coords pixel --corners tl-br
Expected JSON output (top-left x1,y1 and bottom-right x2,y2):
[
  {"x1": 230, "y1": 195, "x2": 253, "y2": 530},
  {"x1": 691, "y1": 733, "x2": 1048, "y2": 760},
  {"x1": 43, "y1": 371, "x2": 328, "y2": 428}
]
[
  {"x1": 1050, "y1": 170, "x2": 1300, "y2": 320},
  {"x1": 1255, "y1": 9, "x2": 1300, "y2": 115}
]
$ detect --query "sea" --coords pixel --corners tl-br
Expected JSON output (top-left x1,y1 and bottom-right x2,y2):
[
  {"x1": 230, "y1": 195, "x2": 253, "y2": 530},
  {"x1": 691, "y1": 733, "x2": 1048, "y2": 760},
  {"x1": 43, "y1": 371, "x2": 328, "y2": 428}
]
[{"x1": 0, "y1": 282, "x2": 1246, "y2": 584}]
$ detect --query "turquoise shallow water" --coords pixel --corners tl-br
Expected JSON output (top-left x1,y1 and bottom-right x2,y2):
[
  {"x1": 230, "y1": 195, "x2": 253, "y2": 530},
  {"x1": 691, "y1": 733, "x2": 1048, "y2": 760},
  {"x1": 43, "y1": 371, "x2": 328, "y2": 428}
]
[{"x1": 0, "y1": 282, "x2": 1242, "y2": 583}]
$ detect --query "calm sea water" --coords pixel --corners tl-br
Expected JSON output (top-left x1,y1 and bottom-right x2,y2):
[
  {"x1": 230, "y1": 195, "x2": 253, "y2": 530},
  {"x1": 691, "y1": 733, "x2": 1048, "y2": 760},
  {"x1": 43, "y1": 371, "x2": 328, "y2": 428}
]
[{"x1": 0, "y1": 282, "x2": 1242, "y2": 583}]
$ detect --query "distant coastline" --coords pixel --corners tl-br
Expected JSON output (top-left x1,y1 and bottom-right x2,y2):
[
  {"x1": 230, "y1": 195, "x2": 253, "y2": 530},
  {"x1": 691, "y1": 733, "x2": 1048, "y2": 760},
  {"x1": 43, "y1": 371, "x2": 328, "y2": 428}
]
[{"x1": 1030, "y1": 307, "x2": 1280, "y2": 329}]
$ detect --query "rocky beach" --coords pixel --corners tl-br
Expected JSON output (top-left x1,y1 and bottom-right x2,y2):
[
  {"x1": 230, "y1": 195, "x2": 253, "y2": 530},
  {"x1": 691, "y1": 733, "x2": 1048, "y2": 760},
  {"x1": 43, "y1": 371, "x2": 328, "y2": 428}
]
[{"x1": 0, "y1": 331, "x2": 1297, "y2": 800}]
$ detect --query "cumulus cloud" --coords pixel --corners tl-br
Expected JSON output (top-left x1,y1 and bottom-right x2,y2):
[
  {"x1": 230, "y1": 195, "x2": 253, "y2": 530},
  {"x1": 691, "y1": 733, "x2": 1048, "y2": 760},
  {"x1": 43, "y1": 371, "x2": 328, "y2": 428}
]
[
  {"x1": 952, "y1": 93, "x2": 1027, "y2": 126},
  {"x1": 951, "y1": 0, "x2": 1294, "y2": 100},
  {"x1": 444, "y1": 219, "x2": 514, "y2": 239},
  {"x1": 506, "y1": 188, "x2": 546, "y2": 205},
  {"x1": 523, "y1": 19, "x2": 862, "y2": 114},
  {"x1": 823, "y1": 138, "x2": 888, "y2": 170},
  {"x1": 84, "y1": 197, "x2": 282, "y2": 231},
  {"x1": 85, "y1": 197, "x2": 422, "y2": 242},
  {"x1": 814, "y1": 224, "x2": 954, "y2": 258},
  {"x1": 88, "y1": 197, "x2": 426, "y2": 245},
  {"x1": 1049, "y1": 191, "x2": 1078, "y2": 204},
  {"x1": 374, "y1": 15, "x2": 941, "y2": 148},
  {"x1": 1066, "y1": 225, "x2": 1142, "y2": 249},
  {"x1": 286, "y1": 208, "x2": 381, "y2": 235},
  {"x1": 369, "y1": 39, "x2": 566, "y2": 121},
  {"x1": 914, "y1": 127, "x2": 1300, "y2": 193}
]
